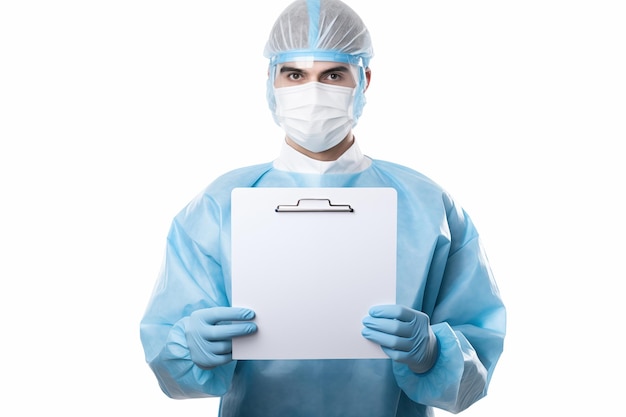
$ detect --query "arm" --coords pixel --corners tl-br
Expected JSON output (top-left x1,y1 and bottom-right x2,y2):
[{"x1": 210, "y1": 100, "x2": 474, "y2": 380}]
[
  {"x1": 139, "y1": 194, "x2": 243, "y2": 398},
  {"x1": 405, "y1": 194, "x2": 505, "y2": 413},
  {"x1": 365, "y1": 192, "x2": 506, "y2": 413},
  {"x1": 393, "y1": 238, "x2": 505, "y2": 413}
]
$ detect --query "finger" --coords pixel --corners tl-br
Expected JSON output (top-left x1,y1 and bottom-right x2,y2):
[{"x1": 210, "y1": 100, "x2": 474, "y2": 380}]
[
  {"x1": 206, "y1": 340, "x2": 232, "y2": 355},
  {"x1": 379, "y1": 346, "x2": 411, "y2": 364},
  {"x1": 368, "y1": 304, "x2": 415, "y2": 321},
  {"x1": 361, "y1": 327, "x2": 413, "y2": 352},
  {"x1": 202, "y1": 322, "x2": 258, "y2": 340},
  {"x1": 362, "y1": 316, "x2": 413, "y2": 338},
  {"x1": 204, "y1": 352, "x2": 233, "y2": 368},
  {"x1": 195, "y1": 307, "x2": 256, "y2": 325}
]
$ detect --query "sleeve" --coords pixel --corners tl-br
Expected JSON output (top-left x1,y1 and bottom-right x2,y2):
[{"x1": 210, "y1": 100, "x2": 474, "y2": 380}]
[
  {"x1": 393, "y1": 193, "x2": 506, "y2": 414},
  {"x1": 139, "y1": 192, "x2": 236, "y2": 399}
]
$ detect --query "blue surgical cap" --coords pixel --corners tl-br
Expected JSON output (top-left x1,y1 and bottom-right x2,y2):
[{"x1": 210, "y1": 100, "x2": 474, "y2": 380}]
[{"x1": 264, "y1": 0, "x2": 374, "y2": 121}]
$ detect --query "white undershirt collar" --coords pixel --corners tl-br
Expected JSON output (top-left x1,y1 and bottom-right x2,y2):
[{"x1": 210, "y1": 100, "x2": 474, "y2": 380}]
[{"x1": 273, "y1": 140, "x2": 372, "y2": 174}]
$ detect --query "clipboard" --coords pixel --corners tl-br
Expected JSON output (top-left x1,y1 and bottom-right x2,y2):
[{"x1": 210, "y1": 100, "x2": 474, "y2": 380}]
[{"x1": 231, "y1": 187, "x2": 397, "y2": 360}]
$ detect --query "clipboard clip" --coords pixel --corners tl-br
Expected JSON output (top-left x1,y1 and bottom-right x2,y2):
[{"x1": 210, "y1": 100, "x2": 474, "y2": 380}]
[{"x1": 275, "y1": 198, "x2": 354, "y2": 213}]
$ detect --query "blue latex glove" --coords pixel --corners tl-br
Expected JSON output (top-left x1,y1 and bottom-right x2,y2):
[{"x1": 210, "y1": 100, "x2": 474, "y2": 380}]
[
  {"x1": 362, "y1": 304, "x2": 438, "y2": 374},
  {"x1": 185, "y1": 307, "x2": 257, "y2": 370}
]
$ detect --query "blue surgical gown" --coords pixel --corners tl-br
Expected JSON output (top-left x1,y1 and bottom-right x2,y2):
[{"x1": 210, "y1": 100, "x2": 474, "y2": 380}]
[{"x1": 140, "y1": 159, "x2": 506, "y2": 417}]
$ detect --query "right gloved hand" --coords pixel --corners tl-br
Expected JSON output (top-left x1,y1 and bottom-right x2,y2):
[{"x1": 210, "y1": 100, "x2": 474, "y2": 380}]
[{"x1": 185, "y1": 307, "x2": 257, "y2": 370}]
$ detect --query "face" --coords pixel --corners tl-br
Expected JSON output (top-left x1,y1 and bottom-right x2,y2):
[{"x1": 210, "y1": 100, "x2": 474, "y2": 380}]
[{"x1": 273, "y1": 61, "x2": 358, "y2": 89}]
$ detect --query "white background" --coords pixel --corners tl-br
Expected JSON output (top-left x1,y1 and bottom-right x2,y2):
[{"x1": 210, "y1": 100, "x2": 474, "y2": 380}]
[{"x1": 1, "y1": 1, "x2": 624, "y2": 415}]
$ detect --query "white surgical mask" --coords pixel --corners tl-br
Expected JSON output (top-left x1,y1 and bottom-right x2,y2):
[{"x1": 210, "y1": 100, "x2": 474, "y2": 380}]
[{"x1": 272, "y1": 82, "x2": 356, "y2": 153}]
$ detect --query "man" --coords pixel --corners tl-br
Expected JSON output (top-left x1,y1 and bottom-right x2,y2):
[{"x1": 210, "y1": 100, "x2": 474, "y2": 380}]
[{"x1": 140, "y1": 1, "x2": 506, "y2": 416}]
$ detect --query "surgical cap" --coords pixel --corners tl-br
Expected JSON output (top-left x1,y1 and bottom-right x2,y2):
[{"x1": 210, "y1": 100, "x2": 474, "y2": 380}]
[
  {"x1": 265, "y1": 0, "x2": 374, "y2": 121},
  {"x1": 264, "y1": 0, "x2": 373, "y2": 67}
]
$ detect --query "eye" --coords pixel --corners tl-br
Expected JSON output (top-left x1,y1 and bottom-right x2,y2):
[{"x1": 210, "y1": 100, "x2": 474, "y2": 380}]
[
  {"x1": 287, "y1": 72, "x2": 303, "y2": 81},
  {"x1": 321, "y1": 70, "x2": 355, "y2": 86}
]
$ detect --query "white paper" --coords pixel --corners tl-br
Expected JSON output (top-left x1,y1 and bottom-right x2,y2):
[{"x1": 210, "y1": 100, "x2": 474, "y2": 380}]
[{"x1": 231, "y1": 187, "x2": 397, "y2": 360}]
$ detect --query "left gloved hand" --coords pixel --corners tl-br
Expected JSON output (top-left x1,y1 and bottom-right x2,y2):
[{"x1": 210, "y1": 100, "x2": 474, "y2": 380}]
[{"x1": 362, "y1": 304, "x2": 438, "y2": 374}]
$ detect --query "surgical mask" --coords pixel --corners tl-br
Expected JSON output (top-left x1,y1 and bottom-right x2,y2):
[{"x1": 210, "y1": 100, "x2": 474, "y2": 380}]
[{"x1": 272, "y1": 82, "x2": 356, "y2": 153}]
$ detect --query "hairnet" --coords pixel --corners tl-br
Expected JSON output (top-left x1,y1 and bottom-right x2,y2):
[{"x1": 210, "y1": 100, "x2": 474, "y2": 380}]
[
  {"x1": 265, "y1": 0, "x2": 374, "y2": 122},
  {"x1": 264, "y1": 0, "x2": 373, "y2": 67}
]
